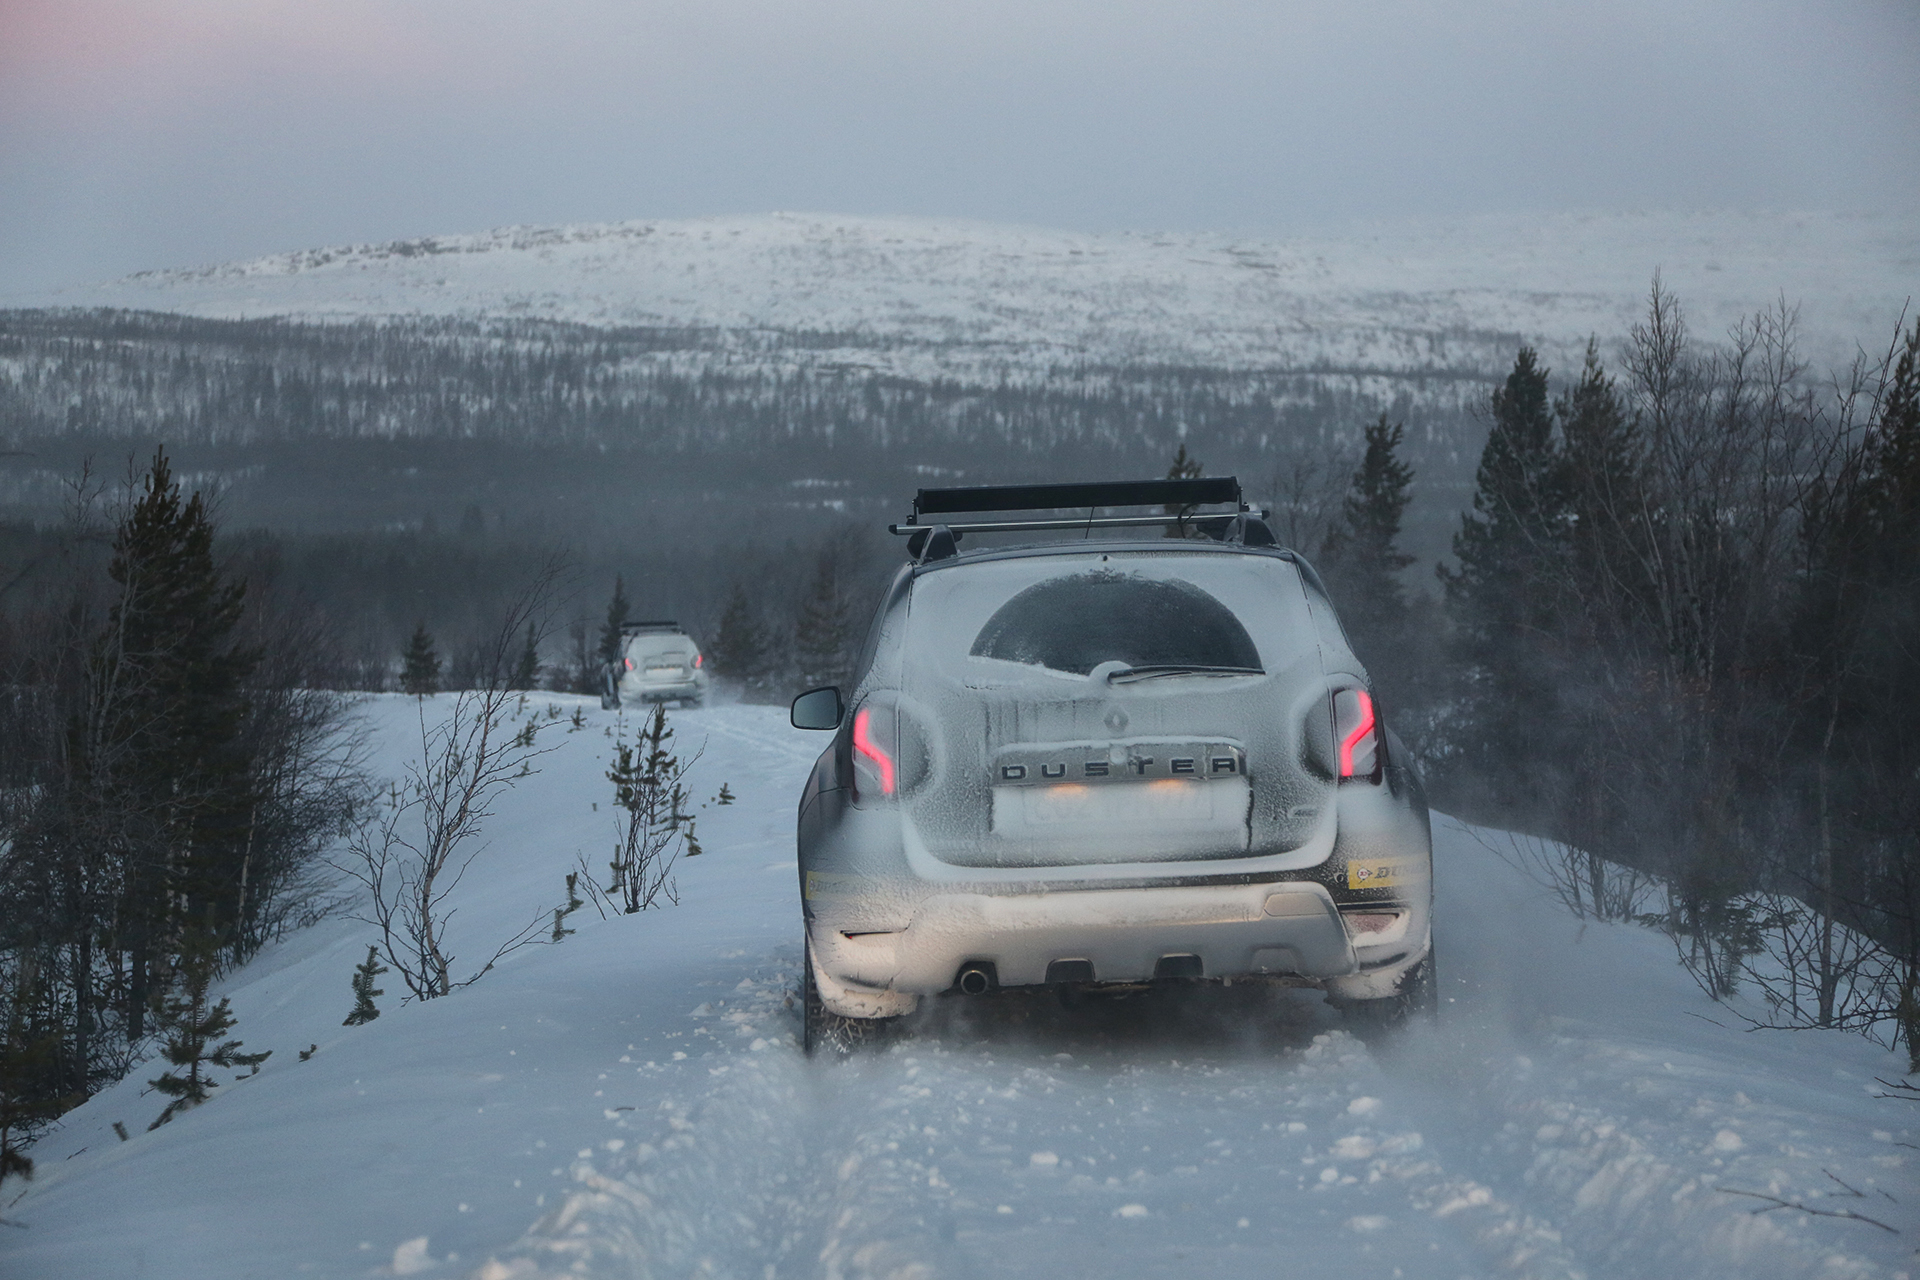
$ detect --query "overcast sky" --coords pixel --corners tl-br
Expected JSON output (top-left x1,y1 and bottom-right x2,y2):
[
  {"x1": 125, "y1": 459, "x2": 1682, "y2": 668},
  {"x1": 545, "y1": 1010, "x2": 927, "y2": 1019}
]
[{"x1": 2, "y1": 0, "x2": 1915, "y2": 296}]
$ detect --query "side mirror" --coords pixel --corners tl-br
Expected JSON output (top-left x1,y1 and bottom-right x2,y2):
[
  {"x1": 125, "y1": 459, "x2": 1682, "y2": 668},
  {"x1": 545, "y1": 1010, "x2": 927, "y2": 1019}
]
[{"x1": 790, "y1": 686, "x2": 843, "y2": 731}]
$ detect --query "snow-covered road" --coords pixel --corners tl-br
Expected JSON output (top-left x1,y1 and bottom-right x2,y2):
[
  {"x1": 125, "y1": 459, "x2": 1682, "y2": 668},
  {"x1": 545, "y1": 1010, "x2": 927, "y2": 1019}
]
[{"x1": 5, "y1": 698, "x2": 1914, "y2": 1280}]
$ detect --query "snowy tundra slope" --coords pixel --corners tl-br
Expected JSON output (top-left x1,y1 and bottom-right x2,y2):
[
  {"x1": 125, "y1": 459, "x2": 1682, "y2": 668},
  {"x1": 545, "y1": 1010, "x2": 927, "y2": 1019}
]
[
  {"x1": 4, "y1": 694, "x2": 1916, "y2": 1280},
  {"x1": 19, "y1": 212, "x2": 1919, "y2": 383}
]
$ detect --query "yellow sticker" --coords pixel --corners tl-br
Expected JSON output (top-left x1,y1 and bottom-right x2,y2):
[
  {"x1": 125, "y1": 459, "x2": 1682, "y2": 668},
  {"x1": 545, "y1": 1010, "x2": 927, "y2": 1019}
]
[
  {"x1": 1346, "y1": 860, "x2": 1413, "y2": 891},
  {"x1": 804, "y1": 872, "x2": 865, "y2": 901}
]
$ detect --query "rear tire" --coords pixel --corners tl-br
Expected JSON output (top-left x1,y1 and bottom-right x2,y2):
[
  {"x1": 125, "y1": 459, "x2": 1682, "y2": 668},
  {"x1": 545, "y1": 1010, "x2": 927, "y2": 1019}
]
[
  {"x1": 1339, "y1": 944, "x2": 1437, "y2": 1031},
  {"x1": 802, "y1": 935, "x2": 886, "y2": 1056}
]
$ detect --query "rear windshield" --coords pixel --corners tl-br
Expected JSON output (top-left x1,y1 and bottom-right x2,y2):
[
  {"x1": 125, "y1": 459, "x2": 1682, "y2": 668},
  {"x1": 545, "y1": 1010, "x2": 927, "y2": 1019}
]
[
  {"x1": 969, "y1": 570, "x2": 1261, "y2": 675},
  {"x1": 627, "y1": 634, "x2": 693, "y2": 656},
  {"x1": 893, "y1": 550, "x2": 1316, "y2": 686}
]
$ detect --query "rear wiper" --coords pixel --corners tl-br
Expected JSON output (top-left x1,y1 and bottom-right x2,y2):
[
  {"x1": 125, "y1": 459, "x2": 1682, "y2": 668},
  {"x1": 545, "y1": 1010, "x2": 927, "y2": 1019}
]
[{"x1": 1105, "y1": 664, "x2": 1265, "y2": 684}]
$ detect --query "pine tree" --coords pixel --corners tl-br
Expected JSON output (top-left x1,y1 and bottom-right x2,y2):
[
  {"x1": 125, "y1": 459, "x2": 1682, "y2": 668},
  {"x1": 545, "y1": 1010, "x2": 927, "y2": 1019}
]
[
  {"x1": 1446, "y1": 347, "x2": 1564, "y2": 610},
  {"x1": 1557, "y1": 342, "x2": 1644, "y2": 617},
  {"x1": 1318, "y1": 415, "x2": 1416, "y2": 637},
  {"x1": 795, "y1": 551, "x2": 855, "y2": 690},
  {"x1": 708, "y1": 583, "x2": 769, "y2": 694},
  {"x1": 401, "y1": 623, "x2": 440, "y2": 696},
  {"x1": 597, "y1": 576, "x2": 631, "y2": 668},
  {"x1": 509, "y1": 623, "x2": 540, "y2": 691},
  {"x1": 1438, "y1": 348, "x2": 1572, "y2": 818},
  {"x1": 342, "y1": 946, "x2": 386, "y2": 1026},
  {"x1": 146, "y1": 934, "x2": 270, "y2": 1130},
  {"x1": 1, "y1": 964, "x2": 73, "y2": 1194},
  {"x1": 98, "y1": 448, "x2": 259, "y2": 1037}
]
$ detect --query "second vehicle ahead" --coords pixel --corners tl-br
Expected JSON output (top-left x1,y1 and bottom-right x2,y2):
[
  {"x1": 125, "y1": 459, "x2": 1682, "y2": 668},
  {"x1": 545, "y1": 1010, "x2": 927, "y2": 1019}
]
[{"x1": 603, "y1": 620, "x2": 709, "y2": 710}]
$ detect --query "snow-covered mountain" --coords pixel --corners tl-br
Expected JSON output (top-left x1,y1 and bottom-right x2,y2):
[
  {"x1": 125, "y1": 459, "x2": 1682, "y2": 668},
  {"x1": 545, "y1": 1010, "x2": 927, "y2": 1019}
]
[
  {"x1": 21, "y1": 211, "x2": 1918, "y2": 384},
  {"x1": 5, "y1": 696, "x2": 1914, "y2": 1280}
]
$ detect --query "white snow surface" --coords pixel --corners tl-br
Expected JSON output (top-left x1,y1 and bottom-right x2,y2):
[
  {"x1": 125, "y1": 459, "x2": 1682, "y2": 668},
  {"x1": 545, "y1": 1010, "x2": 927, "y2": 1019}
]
[
  {"x1": 16, "y1": 211, "x2": 1919, "y2": 383},
  {"x1": 5, "y1": 694, "x2": 1916, "y2": 1279}
]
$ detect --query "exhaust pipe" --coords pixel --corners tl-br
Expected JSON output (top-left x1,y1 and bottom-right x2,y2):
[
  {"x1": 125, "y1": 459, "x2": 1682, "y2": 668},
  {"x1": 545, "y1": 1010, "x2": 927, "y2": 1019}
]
[{"x1": 957, "y1": 963, "x2": 995, "y2": 995}]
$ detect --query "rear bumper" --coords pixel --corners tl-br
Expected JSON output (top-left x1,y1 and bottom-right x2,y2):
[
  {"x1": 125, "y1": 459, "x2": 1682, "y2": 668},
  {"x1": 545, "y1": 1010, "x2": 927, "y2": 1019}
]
[
  {"x1": 808, "y1": 880, "x2": 1411, "y2": 1017},
  {"x1": 618, "y1": 674, "x2": 706, "y2": 701}
]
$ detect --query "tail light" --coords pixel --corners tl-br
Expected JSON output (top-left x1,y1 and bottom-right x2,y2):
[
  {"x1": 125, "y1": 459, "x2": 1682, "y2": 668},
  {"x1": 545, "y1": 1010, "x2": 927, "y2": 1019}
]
[
  {"x1": 851, "y1": 705, "x2": 898, "y2": 800},
  {"x1": 693, "y1": 653, "x2": 704, "y2": 669},
  {"x1": 848, "y1": 698, "x2": 930, "y2": 806},
  {"x1": 1333, "y1": 688, "x2": 1380, "y2": 781},
  {"x1": 624, "y1": 658, "x2": 634, "y2": 671}
]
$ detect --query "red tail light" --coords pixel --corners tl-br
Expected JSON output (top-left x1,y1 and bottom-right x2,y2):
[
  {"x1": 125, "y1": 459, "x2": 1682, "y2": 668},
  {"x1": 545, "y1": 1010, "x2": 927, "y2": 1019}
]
[
  {"x1": 1334, "y1": 689, "x2": 1379, "y2": 780},
  {"x1": 693, "y1": 653, "x2": 703, "y2": 668},
  {"x1": 624, "y1": 658, "x2": 634, "y2": 671},
  {"x1": 851, "y1": 706, "x2": 897, "y2": 797}
]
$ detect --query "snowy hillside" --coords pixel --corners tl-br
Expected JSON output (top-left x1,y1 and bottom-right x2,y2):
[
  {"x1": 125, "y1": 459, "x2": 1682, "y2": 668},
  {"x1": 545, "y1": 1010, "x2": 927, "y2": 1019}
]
[
  {"x1": 4, "y1": 694, "x2": 1914, "y2": 1280},
  {"x1": 19, "y1": 211, "x2": 1919, "y2": 383}
]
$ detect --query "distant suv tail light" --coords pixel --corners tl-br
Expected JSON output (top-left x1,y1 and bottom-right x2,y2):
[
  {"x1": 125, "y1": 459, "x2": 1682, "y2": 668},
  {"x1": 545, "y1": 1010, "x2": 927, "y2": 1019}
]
[
  {"x1": 851, "y1": 705, "x2": 898, "y2": 800},
  {"x1": 1333, "y1": 688, "x2": 1380, "y2": 781},
  {"x1": 693, "y1": 653, "x2": 703, "y2": 668}
]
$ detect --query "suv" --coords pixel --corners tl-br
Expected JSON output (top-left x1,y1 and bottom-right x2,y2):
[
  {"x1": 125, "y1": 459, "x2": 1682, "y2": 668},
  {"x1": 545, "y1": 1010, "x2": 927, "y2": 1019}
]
[
  {"x1": 603, "y1": 621, "x2": 710, "y2": 710},
  {"x1": 790, "y1": 479, "x2": 1435, "y2": 1051}
]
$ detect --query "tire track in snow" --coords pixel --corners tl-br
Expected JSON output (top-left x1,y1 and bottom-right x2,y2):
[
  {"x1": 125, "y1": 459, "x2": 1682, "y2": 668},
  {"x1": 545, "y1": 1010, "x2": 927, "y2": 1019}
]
[{"x1": 471, "y1": 959, "x2": 1592, "y2": 1280}]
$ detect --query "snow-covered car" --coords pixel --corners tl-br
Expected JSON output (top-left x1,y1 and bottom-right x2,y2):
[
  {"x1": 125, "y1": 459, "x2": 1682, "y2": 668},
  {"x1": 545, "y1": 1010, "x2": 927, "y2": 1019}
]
[
  {"x1": 604, "y1": 621, "x2": 709, "y2": 709},
  {"x1": 789, "y1": 478, "x2": 1435, "y2": 1051}
]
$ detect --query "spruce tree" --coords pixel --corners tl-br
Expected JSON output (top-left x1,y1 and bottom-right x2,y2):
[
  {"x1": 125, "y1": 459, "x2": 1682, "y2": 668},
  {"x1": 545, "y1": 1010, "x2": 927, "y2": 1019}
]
[
  {"x1": 401, "y1": 623, "x2": 440, "y2": 696},
  {"x1": 1, "y1": 965, "x2": 71, "y2": 1194},
  {"x1": 597, "y1": 576, "x2": 631, "y2": 668},
  {"x1": 510, "y1": 623, "x2": 540, "y2": 691},
  {"x1": 146, "y1": 934, "x2": 270, "y2": 1130},
  {"x1": 1446, "y1": 347, "x2": 1563, "y2": 607},
  {"x1": 708, "y1": 583, "x2": 769, "y2": 694},
  {"x1": 1439, "y1": 348, "x2": 1572, "y2": 818},
  {"x1": 1318, "y1": 415, "x2": 1416, "y2": 636},
  {"x1": 795, "y1": 552, "x2": 854, "y2": 690},
  {"x1": 342, "y1": 946, "x2": 387, "y2": 1026},
  {"x1": 99, "y1": 448, "x2": 258, "y2": 1036},
  {"x1": 1557, "y1": 342, "x2": 1643, "y2": 615},
  {"x1": 1317, "y1": 415, "x2": 1420, "y2": 716}
]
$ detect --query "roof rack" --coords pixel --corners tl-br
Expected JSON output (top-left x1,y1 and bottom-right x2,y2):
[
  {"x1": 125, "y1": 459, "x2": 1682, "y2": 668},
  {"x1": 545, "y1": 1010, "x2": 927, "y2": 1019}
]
[
  {"x1": 619, "y1": 619, "x2": 684, "y2": 634},
  {"x1": 888, "y1": 477, "x2": 1276, "y2": 561}
]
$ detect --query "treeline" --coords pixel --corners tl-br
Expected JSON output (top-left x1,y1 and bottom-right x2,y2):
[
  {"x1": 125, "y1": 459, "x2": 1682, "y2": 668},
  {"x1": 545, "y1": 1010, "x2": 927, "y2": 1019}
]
[
  {"x1": 0, "y1": 308, "x2": 1483, "y2": 573},
  {"x1": 0, "y1": 454, "x2": 363, "y2": 1174},
  {"x1": 0, "y1": 308, "x2": 1482, "y2": 452},
  {"x1": 1347, "y1": 287, "x2": 1919, "y2": 1062}
]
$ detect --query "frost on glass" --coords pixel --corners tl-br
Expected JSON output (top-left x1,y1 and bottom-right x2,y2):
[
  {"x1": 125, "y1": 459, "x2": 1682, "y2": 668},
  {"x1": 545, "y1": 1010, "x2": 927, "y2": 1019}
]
[{"x1": 968, "y1": 570, "x2": 1262, "y2": 675}]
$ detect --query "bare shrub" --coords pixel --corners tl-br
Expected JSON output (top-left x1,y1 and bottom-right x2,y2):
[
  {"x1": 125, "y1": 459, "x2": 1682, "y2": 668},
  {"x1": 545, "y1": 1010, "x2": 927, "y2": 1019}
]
[{"x1": 338, "y1": 568, "x2": 565, "y2": 1000}]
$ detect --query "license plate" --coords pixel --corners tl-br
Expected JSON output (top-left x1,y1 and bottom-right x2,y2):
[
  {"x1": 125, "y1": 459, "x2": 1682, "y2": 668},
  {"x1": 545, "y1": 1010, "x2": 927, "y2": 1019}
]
[{"x1": 991, "y1": 777, "x2": 1251, "y2": 855}]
